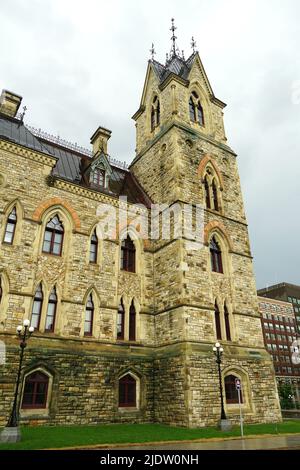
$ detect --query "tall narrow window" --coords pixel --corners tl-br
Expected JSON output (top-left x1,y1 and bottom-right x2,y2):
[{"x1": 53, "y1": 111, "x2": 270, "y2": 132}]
[
  {"x1": 225, "y1": 375, "x2": 243, "y2": 404},
  {"x1": 84, "y1": 293, "x2": 94, "y2": 336},
  {"x1": 90, "y1": 168, "x2": 105, "y2": 187},
  {"x1": 3, "y1": 207, "x2": 17, "y2": 244},
  {"x1": 151, "y1": 96, "x2": 160, "y2": 131},
  {"x1": 156, "y1": 100, "x2": 160, "y2": 126},
  {"x1": 189, "y1": 97, "x2": 196, "y2": 121},
  {"x1": 21, "y1": 371, "x2": 49, "y2": 409},
  {"x1": 121, "y1": 235, "x2": 136, "y2": 273},
  {"x1": 215, "y1": 302, "x2": 222, "y2": 340},
  {"x1": 212, "y1": 179, "x2": 219, "y2": 211},
  {"x1": 224, "y1": 304, "x2": 231, "y2": 341},
  {"x1": 45, "y1": 287, "x2": 57, "y2": 332},
  {"x1": 210, "y1": 237, "x2": 223, "y2": 274},
  {"x1": 31, "y1": 284, "x2": 43, "y2": 330},
  {"x1": 89, "y1": 229, "x2": 98, "y2": 263},
  {"x1": 129, "y1": 300, "x2": 136, "y2": 341},
  {"x1": 117, "y1": 300, "x2": 125, "y2": 340},
  {"x1": 42, "y1": 215, "x2": 64, "y2": 256},
  {"x1": 189, "y1": 92, "x2": 205, "y2": 126},
  {"x1": 151, "y1": 107, "x2": 155, "y2": 131},
  {"x1": 0, "y1": 277, "x2": 2, "y2": 304},
  {"x1": 197, "y1": 102, "x2": 204, "y2": 126},
  {"x1": 119, "y1": 374, "x2": 137, "y2": 407},
  {"x1": 204, "y1": 176, "x2": 211, "y2": 209}
]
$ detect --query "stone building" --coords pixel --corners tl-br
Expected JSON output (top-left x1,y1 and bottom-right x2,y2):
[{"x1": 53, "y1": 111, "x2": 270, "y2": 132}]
[
  {"x1": 0, "y1": 31, "x2": 281, "y2": 427},
  {"x1": 258, "y1": 296, "x2": 300, "y2": 403}
]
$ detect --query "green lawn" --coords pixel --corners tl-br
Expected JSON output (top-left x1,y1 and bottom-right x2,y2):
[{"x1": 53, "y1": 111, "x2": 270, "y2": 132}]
[{"x1": 0, "y1": 421, "x2": 300, "y2": 450}]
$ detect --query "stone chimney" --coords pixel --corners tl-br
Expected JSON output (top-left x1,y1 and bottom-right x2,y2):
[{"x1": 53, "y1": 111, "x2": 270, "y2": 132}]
[
  {"x1": 90, "y1": 126, "x2": 112, "y2": 155},
  {"x1": 0, "y1": 89, "x2": 22, "y2": 118}
]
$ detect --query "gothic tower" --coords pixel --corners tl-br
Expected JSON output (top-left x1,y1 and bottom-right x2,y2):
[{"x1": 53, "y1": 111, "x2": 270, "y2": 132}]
[{"x1": 131, "y1": 23, "x2": 281, "y2": 426}]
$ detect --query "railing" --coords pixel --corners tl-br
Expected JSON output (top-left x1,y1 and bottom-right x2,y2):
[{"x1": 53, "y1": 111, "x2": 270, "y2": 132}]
[{"x1": 15, "y1": 113, "x2": 128, "y2": 170}]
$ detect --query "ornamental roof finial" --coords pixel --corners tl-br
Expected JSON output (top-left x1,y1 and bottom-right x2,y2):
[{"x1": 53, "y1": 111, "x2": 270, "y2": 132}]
[
  {"x1": 170, "y1": 18, "x2": 178, "y2": 57},
  {"x1": 149, "y1": 43, "x2": 156, "y2": 61}
]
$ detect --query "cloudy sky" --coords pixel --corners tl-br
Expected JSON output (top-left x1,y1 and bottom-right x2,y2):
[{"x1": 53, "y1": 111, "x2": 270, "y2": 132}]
[{"x1": 1, "y1": 0, "x2": 300, "y2": 289}]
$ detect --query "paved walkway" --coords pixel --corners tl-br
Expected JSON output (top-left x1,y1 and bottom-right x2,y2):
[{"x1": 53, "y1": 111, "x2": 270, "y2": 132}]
[{"x1": 114, "y1": 434, "x2": 300, "y2": 450}]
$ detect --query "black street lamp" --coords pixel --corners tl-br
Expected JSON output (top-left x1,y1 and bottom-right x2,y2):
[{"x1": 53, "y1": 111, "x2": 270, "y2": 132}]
[
  {"x1": 213, "y1": 342, "x2": 231, "y2": 430},
  {"x1": 0, "y1": 319, "x2": 34, "y2": 443}
]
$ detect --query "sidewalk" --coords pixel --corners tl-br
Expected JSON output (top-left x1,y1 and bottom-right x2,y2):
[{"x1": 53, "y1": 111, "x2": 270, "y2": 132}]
[{"x1": 113, "y1": 434, "x2": 300, "y2": 450}]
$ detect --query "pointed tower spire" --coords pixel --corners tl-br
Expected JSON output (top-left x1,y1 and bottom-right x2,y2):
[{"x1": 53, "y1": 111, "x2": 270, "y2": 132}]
[{"x1": 170, "y1": 18, "x2": 178, "y2": 57}]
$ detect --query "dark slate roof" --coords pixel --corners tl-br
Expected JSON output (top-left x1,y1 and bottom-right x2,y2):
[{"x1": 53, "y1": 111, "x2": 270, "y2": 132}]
[
  {"x1": 152, "y1": 52, "x2": 196, "y2": 84},
  {"x1": 37, "y1": 139, "x2": 152, "y2": 207},
  {"x1": 0, "y1": 114, "x2": 55, "y2": 157},
  {"x1": 0, "y1": 113, "x2": 152, "y2": 206}
]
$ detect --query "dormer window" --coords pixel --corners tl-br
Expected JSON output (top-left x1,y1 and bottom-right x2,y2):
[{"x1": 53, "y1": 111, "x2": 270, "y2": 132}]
[
  {"x1": 151, "y1": 96, "x2": 160, "y2": 132},
  {"x1": 90, "y1": 167, "x2": 105, "y2": 188},
  {"x1": 189, "y1": 91, "x2": 204, "y2": 126}
]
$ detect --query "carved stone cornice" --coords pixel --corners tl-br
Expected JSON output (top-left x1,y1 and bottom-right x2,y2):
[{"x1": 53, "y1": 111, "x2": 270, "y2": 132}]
[{"x1": 0, "y1": 139, "x2": 57, "y2": 167}]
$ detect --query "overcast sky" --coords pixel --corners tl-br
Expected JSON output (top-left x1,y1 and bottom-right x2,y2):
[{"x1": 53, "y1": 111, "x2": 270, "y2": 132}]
[{"x1": 1, "y1": 0, "x2": 300, "y2": 290}]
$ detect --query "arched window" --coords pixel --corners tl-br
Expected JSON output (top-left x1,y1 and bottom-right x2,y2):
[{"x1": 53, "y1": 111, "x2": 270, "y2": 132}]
[
  {"x1": 117, "y1": 299, "x2": 125, "y2": 340},
  {"x1": 204, "y1": 176, "x2": 211, "y2": 209},
  {"x1": 156, "y1": 100, "x2": 160, "y2": 126},
  {"x1": 129, "y1": 300, "x2": 136, "y2": 341},
  {"x1": 197, "y1": 102, "x2": 204, "y2": 126},
  {"x1": 3, "y1": 207, "x2": 17, "y2": 244},
  {"x1": 119, "y1": 374, "x2": 136, "y2": 407},
  {"x1": 151, "y1": 96, "x2": 160, "y2": 131},
  {"x1": 212, "y1": 179, "x2": 219, "y2": 211},
  {"x1": 210, "y1": 237, "x2": 223, "y2": 274},
  {"x1": 151, "y1": 107, "x2": 155, "y2": 132},
  {"x1": 89, "y1": 229, "x2": 98, "y2": 263},
  {"x1": 31, "y1": 284, "x2": 43, "y2": 330},
  {"x1": 189, "y1": 91, "x2": 204, "y2": 126},
  {"x1": 224, "y1": 304, "x2": 231, "y2": 341},
  {"x1": 45, "y1": 287, "x2": 57, "y2": 332},
  {"x1": 215, "y1": 301, "x2": 222, "y2": 340},
  {"x1": 225, "y1": 375, "x2": 243, "y2": 404},
  {"x1": 189, "y1": 96, "x2": 196, "y2": 122},
  {"x1": 90, "y1": 167, "x2": 105, "y2": 187},
  {"x1": 42, "y1": 215, "x2": 64, "y2": 256},
  {"x1": 121, "y1": 235, "x2": 136, "y2": 273},
  {"x1": 21, "y1": 371, "x2": 49, "y2": 409},
  {"x1": 84, "y1": 293, "x2": 94, "y2": 336}
]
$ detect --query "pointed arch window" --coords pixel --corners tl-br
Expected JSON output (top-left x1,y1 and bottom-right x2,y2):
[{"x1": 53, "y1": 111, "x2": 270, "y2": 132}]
[
  {"x1": 21, "y1": 371, "x2": 49, "y2": 409},
  {"x1": 90, "y1": 167, "x2": 105, "y2": 188},
  {"x1": 204, "y1": 176, "x2": 211, "y2": 209},
  {"x1": 215, "y1": 302, "x2": 222, "y2": 340},
  {"x1": 189, "y1": 91, "x2": 205, "y2": 126},
  {"x1": 45, "y1": 287, "x2": 57, "y2": 332},
  {"x1": 31, "y1": 284, "x2": 43, "y2": 330},
  {"x1": 151, "y1": 96, "x2": 160, "y2": 131},
  {"x1": 129, "y1": 300, "x2": 136, "y2": 341},
  {"x1": 42, "y1": 215, "x2": 64, "y2": 256},
  {"x1": 224, "y1": 304, "x2": 231, "y2": 341},
  {"x1": 3, "y1": 207, "x2": 17, "y2": 244},
  {"x1": 225, "y1": 375, "x2": 243, "y2": 404},
  {"x1": 84, "y1": 293, "x2": 94, "y2": 336},
  {"x1": 119, "y1": 374, "x2": 137, "y2": 407},
  {"x1": 210, "y1": 237, "x2": 223, "y2": 274},
  {"x1": 212, "y1": 179, "x2": 219, "y2": 211},
  {"x1": 89, "y1": 229, "x2": 98, "y2": 263},
  {"x1": 121, "y1": 235, "x2": 136, "y2": 273},
  {"x1": 117, "y1": 299, "x2": 125, "y2": 340}
]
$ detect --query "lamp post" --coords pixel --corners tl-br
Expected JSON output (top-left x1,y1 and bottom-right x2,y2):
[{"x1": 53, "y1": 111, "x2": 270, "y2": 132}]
[
  {"x1": 213, "y1": 342, "x2": 231, "y2": 431},
  {"x1": 0, "y1": 319, "x2": 34, "y2": 443}
]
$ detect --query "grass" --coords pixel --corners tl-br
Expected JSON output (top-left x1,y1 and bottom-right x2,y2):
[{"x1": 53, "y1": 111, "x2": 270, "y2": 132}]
[{"x1": 0, "y1": 421, "x2": 300, "y2": 450}]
